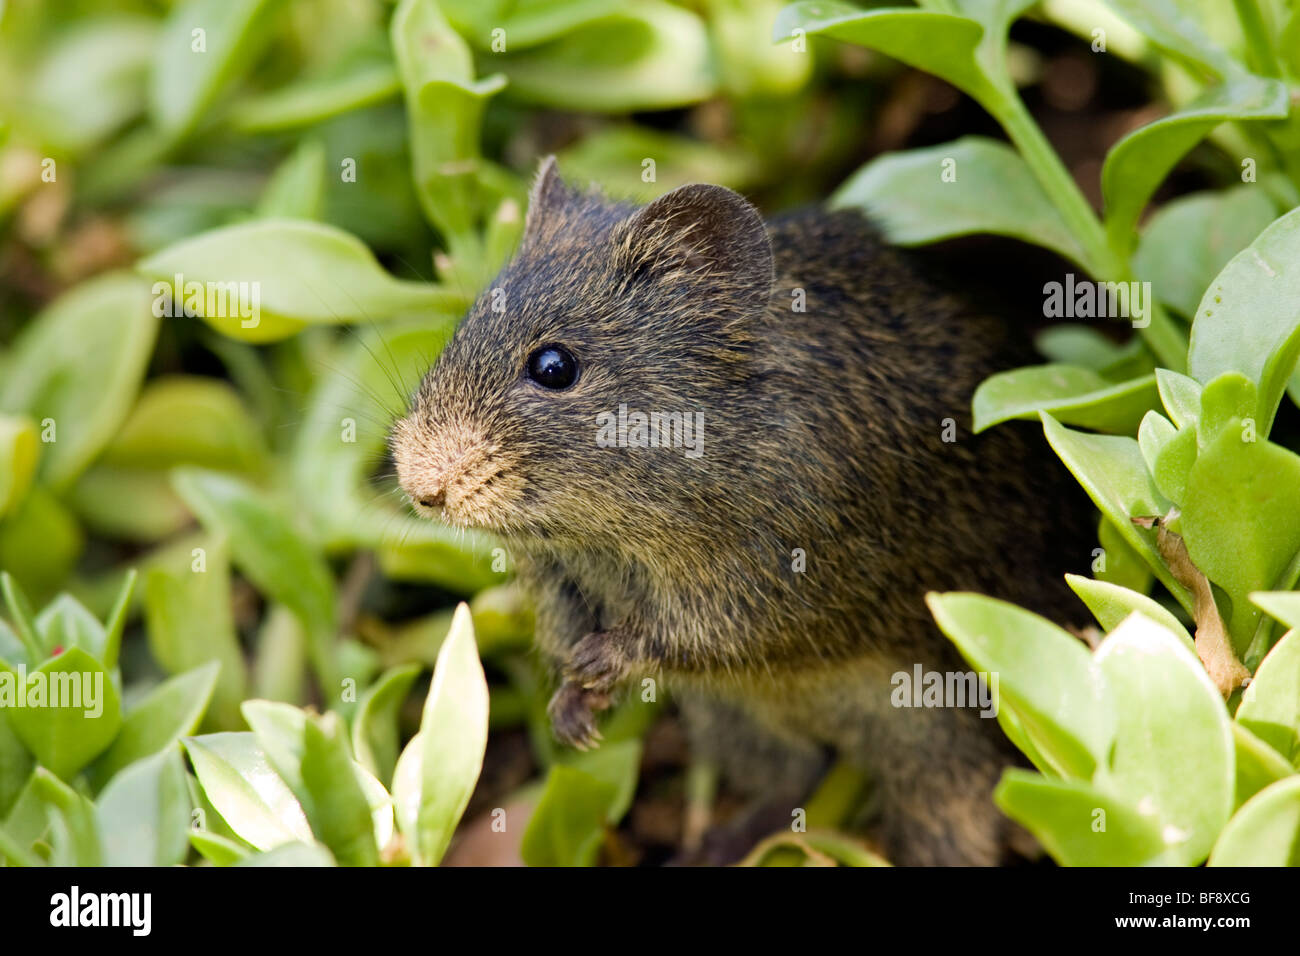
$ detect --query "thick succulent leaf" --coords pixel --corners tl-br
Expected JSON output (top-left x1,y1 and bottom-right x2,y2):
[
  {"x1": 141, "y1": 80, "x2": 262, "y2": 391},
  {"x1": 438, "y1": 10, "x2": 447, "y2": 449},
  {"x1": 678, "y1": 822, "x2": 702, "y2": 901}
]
[
  {"x1": 1188, "y1": 206, "x2": 1300, "y2": 437},
  {"x1": 1234, "y1": 626, "x2": 1300, "y2": 765},
  {"x1": 996, "y1": 769, "x2": 1176, "y2": 866},
  {"x1": 136, "y1": 220, "x2": 460, "y2": 342},
  {"x1": 1208, "y1": 777, "x2": 1300, "y2": 866},
  {"x1": 973, "y1": 365, "x2": 1156, "y2": 434},
  {"x1": 833, "y1": 137, "x2": 1087, "y2": 266},
  {"x1": 1094, "y1": 613, "x2": 1236, "y2": 865},
  {"x1": 390, "y1": 605, "x2": 488, "y2": 865},
  {"x1": 1133, "y1": 186, "x2": 1277, "y2": 319},
  {"x1": 1102, "y1": 77, "x2": 1288, "y2": 255},
  {"x1": 927, "y1": 592, "x2": 1114, "y2": 780}
]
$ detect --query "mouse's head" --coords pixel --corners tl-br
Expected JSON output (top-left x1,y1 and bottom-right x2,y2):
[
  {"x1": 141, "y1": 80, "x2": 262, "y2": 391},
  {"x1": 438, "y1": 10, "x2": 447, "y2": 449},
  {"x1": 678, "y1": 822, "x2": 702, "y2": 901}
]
[{"x1": 391, "y1": 158, "x2": 774, "y2": 543}]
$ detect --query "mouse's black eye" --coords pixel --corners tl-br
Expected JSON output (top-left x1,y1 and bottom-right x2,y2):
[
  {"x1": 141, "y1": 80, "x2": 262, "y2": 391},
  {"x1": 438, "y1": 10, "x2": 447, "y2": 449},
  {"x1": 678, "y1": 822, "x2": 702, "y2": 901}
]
[{"x1": 526, "y1": 345, "x2": 579, "y2": 390}]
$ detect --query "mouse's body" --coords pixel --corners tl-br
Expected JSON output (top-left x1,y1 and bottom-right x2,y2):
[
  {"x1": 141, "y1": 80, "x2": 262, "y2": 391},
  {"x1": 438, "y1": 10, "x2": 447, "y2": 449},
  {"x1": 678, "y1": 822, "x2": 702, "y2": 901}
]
[{"x1": 393, "y1": 159, "x2": 1094, "y2": 865}]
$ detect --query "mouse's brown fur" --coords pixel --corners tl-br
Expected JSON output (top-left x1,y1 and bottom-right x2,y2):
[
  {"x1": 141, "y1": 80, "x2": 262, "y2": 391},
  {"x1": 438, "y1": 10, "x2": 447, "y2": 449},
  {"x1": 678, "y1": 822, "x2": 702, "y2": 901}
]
[{"x1": 392, "y1": 158, "x2": 1095, "y2": 865}]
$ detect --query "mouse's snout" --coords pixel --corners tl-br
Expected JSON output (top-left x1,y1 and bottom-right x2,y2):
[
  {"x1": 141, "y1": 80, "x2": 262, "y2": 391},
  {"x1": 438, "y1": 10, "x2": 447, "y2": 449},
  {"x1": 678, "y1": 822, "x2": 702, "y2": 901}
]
[
  {"x1": 416, "y1": 489, "x2": 446, "y2": 510},
  {"x1": 391, "y1": 411, "x2": 524, "y2": 530}
]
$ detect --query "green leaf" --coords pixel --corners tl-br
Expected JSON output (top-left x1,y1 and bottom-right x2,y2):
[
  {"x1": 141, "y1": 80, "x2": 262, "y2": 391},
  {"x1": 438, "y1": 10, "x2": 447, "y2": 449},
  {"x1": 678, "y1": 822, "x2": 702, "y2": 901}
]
[
  {"x1": 1102, "y1": 76, "x2": 1288, "y2": 255},
  {"x1": 0, "y1": 618, "x2": 24, "y2": 668},
  {"x1": 183, "y1": 732, "x2": 314, "y2": 850},
  {"x1": 1, "y1": 773, "x2": 52, "y2": 862},
  {"x1": 520, "y1": 765, "x2": 617, "y2": 867},
  {"x1": 1096, "y1": 516, "x2": 1153, "y2": 594},
  {"x1": 1208, "y1": 776, "x2": 1300, "y2": 866},
  {"x1": 68, "y1": 468, "x2": 193, "y2": 542},
  {"x1": 235, "y1": 841, "x2": 336, "y2": 866},
  {"x1": 1251, "y1": 592, "x2": 1300, "y2": 633},
  {"x1": 1041, "y1": 413, "x2": 1190, "y2": 613},
  {"x1": 0, "y1": 414, "x2": 37, "y2": 520},
  {"x1": 1155, "y1": 369, "x2": 1203, "y2": 429},
  {"x1": 1195, "y1": 372, "x2": 1257, "y2": 450},
  {"x1": 973, "y1": 365, "x2": 1156, "y2": 434},
  {"x1": 148, "y1": 0, "x2": 289, "y2": 138},
  {"x1": 0, "y1": 708, "x2": 34, "y2": 819},
  {"x1": 352, "y1": 663, "x2": 421, "y2": 788},
  {"x1": 741, "y1": 830, "x2": 889, "y2": 867},
  {"x1": 1188, "y1": 206, "x2": 1300, "y2": 437},
  {"x1": 775, "y1": 3, "x2": 1001, "y2": 112},
  {"x1": 1231, "y1": 722, "x2": 1295, "y2": 809},
  {"x1": 497, "y1": 1, "x2": 715, "y2": 113},
  {"x1": 0, "y1": 824, "x2": 43, "y2": 867},
  {"x1": 926, "y1": 593, "x2": 1114, "y2": 780},
  {"x1": 1094, "y1": 613, "x2": 1235, "y2": 865},
  {"x1": 96, "y1": 749, "x2": 191, "y2": 866},
  {"x1": 0, "y1": 274, "x2": 158, "y2": 488},
  {"x1": 136, "y1": 220, "x2": 461, "y2": 342},
  {"x1": 707, "y1": 0, "x2": 811, "y2": 99},
  {"x1": 0, "y1": 572, "x2": 41, "y2": 665},
  {"x1": 1150, "y1": 424, "x2": 1196, "y2": 505},
  {"x1": 89, "y1": 662, "x2": 219, "y2": 789},
  {"x1": 833, "y1": 137, "x2": 1087, "y2": 267},
  {"x1": 101, "y1": 569, "x2": 136, "y2": 672},
  {"x1": 34, "y1": 768, "x2": 101, "y2": 866},
  {"x1": 1098, "y1": 0, "x2": 1239, "y2": 76},
  {"x1": 251, "y1": 604, "x2": 307, "y2": 706},
  {"x1": 1136, "y1": 409, "x2": 1176, "y2": 474},
  {"x1": 1, "y1": 647, "x2": 122, "y2": 780},
  {"x1": 99, "y1": 376, "x2": 268, "y2": 474},
  {"x1": 69, "y1": 375, "x2": 268, "y2": 543},
  {"x1": 994, "y1": 769, "x2": 1172, "y2": 866},
  {"x1": 391, "y1": 604, "x2": 488, "y2": 866},
  {"x1": 230, "y1": 39, "x2": 398, "y2": 132},
  {"x1": 1034, "y1": 326, "x2": 1145, "y2": 373},
  {"x1": 442, "y1": 0, "x2": 617, "y2": 49},
  {"x1": 1284, "y1": 5, "x2": 1300, "y2": 78},
  {"x1": 1235, "y1": 626, "x2": 1300, "y2": 765},
  {"x1": 390, "y1": 0, "x2": 506, "y2": 261},
  {"x1": 1181, "y1": 430, "x2": 1300, "y2": 652},
  {"x1": 1064, "y1": 574, "x2": 1193, "y2": 649},
  {"x1": 28, "y1": 17, "x2": 157, "y2": 153},
  {"x1": 143, "y1": 538, "x2": 246, "y2": 730},
  {"x1": 1133, "y1": 187, "x2": 1277, "y2": 319},
  {"x1": 554, "y1": 740, "x2": 642, "y2": 825},
  {"x1": 33, "y1": 595, "x2": 106, "y2": 660},
  {"x1": 0, "y1": 495, "x2": 84, "y2": 627},
  {"x1": 171, "y1": 468, "x2": 339, "y2": 691},
  {"x1": 188, "y1": 827, "x2": 251, "y2": 865},
  {"x1": 558, "y1": 125, "x2": 760, "y2": 198},
  {"x1": 256, "y1": 140, "x2": 326, "y2": 221},
  {"x1": 241, "y1": 701, "x2": 380, "y2": 866}
]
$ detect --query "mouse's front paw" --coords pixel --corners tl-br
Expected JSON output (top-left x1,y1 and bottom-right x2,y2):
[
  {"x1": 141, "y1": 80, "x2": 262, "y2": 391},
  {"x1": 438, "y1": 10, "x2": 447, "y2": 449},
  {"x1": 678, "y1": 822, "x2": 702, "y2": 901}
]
[
  {"x1": 547, "y1": 681, "x2": 609, "y2": 751},
  {"x1": 564, "y1": 629, "x2": 633, "y2": 694}
]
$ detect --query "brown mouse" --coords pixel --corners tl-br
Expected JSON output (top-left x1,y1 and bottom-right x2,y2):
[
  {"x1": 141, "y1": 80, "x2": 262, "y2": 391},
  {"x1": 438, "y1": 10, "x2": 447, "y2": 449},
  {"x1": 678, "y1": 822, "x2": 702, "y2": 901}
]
[{"x1": 392, "y1": 158, "x2": 1094, "y2": 865}]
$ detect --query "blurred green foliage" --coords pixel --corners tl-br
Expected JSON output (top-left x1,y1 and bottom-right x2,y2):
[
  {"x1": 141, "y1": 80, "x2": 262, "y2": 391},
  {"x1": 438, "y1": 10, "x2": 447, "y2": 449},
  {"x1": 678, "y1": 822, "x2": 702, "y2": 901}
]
[
  {"x1": 2, "y1": 0, "x2": 1300, "y2": 867},
  {"x1": 0, "y1": 0, "x2": 845, "y2": 868},
  {"x1": 782, "y1": 0, "x2": 1300, "y2": 864}
]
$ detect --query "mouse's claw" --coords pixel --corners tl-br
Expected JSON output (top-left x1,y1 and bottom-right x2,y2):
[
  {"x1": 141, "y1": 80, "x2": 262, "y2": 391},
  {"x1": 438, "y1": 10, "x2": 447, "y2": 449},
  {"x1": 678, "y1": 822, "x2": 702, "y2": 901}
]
[
  {"x1": 564, "y1": 630, "x2": 631, "y2": 694},
  {"x1": 547, "y1": 681, "x2": 609, "y2": 750}
]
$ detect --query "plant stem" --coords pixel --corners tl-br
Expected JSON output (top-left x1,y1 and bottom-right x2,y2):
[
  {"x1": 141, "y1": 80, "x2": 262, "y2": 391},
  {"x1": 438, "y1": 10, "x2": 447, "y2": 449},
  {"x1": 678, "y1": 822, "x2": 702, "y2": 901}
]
[
  {"x1": 1234, "y1": 0, "x2": 1281, "y2": 78},
  {"x1": 1139, "y1": 301, "x2": 1191, "y2": 372},
  {"x1": 990, "y1": 89, "x2": 1188, "y2": 371}
]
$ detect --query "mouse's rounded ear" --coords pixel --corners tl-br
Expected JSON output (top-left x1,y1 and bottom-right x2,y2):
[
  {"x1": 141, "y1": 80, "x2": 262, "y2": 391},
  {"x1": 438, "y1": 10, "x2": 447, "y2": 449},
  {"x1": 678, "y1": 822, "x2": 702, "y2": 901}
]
[
  {"x1": 613, "y1": 183, "x2": 774, "y2": 319},
  {"x1": 521, "y1": 155, "x2": 573, "y2": 248}
]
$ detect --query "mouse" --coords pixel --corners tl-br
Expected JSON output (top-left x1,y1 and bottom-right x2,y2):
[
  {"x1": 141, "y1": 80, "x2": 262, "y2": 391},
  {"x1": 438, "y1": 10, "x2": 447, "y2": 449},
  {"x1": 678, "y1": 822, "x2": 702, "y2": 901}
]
[{"x1": 392, "y1": 157, "x2": 1095, "y2": 865}]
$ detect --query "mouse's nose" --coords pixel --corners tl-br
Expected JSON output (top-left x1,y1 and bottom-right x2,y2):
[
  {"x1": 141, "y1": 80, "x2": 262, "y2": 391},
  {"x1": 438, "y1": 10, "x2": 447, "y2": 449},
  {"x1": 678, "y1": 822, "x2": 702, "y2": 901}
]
[{"x1": 418, "y1": 489, "x2": 446, "y2": 510}]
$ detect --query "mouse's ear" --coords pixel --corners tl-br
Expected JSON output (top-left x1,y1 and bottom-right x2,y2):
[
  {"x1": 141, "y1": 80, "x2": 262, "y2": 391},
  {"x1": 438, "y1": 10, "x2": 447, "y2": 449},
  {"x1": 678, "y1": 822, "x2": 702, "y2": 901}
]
[
  {"x1": 613, "y1": 183, "x2": 774, "y2": 319},
  {"x1": 521, "y1": 155, "x2": 573, "y2": 247}
]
